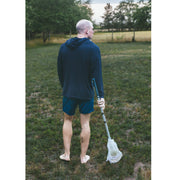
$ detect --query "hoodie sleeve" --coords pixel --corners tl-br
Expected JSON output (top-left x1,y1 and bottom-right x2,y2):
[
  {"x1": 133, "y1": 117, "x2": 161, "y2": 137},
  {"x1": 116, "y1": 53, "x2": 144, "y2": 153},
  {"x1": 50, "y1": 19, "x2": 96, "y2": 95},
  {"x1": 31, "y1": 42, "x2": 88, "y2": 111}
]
[
  {"x1": 57, "y1": 45, "x2": 64, "y2": 88},
  {"x1": 90, "y1": 46, "x2": 104, "y2": 98}
]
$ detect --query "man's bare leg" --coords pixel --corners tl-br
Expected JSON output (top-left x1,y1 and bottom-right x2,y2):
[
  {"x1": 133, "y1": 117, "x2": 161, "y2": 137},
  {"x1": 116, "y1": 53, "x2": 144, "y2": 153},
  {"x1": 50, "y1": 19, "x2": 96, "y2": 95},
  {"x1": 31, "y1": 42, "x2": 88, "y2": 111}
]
[
  {"x1": 60, "y1": 113, "x2": 73, "y2": 161},
  {"x1": 80, "y1": 113, "x2": 91, "y2": 163}
]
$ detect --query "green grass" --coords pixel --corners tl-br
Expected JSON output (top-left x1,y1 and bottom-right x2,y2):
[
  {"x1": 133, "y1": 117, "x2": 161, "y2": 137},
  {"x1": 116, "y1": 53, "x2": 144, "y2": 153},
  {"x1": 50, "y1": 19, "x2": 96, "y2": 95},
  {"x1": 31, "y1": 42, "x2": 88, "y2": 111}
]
[{"x1": 26, "y1": 42, "x2": 151, "y2": 180}]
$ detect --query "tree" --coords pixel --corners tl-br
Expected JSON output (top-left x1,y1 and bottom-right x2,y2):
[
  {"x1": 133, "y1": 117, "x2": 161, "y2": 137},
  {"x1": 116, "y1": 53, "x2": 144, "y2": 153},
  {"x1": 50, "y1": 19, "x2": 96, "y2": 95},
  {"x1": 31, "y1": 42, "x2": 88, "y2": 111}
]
[
  {"x1": 133, "y1": 0, "x2": 151, "y2": 31},
  {"x1": 125, "y1": 0, "x2": 138, "y2": 31},
  {"x1": 26, "y1": 0, "x2": 34, "y2": 40},
  {"x1": 57, "y1": 1, "x2": 93, "y2": 35},
  {"x1": 113, "y1": 0, "x2": 137, "y2": 32},
  {"x1": 113, "y1": 1, "x2": 127, "y2": 31},
  {"x1": 102, "y1": 3, "x2": 113, "y2": 31},
  {"x1": 26, "y1": 0, "x2": 64, "y2": 42},
  {"x1": 26, "y1": 0, "x2": 93, "y2": 42},
  {"x1": 112, "y1": 0, "x2": 150, "y2": 41}
]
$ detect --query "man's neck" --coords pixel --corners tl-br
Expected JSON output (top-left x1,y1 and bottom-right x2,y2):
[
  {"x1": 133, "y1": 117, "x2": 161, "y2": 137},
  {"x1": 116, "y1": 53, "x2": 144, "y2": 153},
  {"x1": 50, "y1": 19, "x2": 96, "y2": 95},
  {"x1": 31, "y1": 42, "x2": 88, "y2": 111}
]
[{"x1": 77, "y1": 34, "x2": 88, "y2": 38}]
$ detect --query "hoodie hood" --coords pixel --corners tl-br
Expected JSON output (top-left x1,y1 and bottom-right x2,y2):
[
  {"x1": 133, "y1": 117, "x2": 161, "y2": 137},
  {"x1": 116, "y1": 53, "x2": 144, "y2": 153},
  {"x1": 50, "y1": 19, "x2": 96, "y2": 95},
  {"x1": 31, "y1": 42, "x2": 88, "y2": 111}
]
[{"x1": 65, "y1": 37, "x2": 89, "y2": 49}]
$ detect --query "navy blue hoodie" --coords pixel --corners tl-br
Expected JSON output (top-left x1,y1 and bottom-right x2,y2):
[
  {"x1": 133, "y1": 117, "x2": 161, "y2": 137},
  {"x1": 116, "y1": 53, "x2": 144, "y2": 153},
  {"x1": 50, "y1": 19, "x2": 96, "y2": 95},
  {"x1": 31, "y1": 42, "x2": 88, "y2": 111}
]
[{"x1": 57, "y1": 37, "x2": 104, "y2": 100}]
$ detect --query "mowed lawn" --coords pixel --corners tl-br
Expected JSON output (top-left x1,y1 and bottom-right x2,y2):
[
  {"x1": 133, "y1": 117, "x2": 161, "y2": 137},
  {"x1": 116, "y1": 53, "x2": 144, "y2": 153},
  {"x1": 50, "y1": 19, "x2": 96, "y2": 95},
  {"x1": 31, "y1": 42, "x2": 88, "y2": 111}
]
[{"x1": 26, "y1": 41, "x2": 151, "y2": 180}]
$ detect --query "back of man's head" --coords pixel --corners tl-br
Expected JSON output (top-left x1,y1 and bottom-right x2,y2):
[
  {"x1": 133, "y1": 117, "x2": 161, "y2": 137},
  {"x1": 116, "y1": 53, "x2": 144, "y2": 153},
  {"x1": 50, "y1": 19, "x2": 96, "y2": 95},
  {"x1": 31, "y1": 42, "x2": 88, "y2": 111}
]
[{"x1": 76, "y1": 19, "x2": 93, "y2": 34}]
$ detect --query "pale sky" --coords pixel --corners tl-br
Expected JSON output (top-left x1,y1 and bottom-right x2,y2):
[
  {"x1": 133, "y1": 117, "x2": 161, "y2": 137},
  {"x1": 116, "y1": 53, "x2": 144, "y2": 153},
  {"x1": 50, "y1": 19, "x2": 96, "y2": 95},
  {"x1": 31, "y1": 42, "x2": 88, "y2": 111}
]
[
  {"x1": 90, "y1": 0, "x2": 149, "y2": 24},
  {"x1": 90, "y1": 3, "x2": 118, "y2": 24},
  {"x1": 90, "y1": 0, "x2": 120, "y2": 24}
]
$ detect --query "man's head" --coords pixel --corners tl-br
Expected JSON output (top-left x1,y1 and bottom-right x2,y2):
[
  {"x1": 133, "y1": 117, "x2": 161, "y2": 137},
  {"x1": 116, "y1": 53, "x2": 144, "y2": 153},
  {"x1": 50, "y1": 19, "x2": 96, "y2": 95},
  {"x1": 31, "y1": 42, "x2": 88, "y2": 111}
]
[{"x1": 76, "y1": 19, "x2": 94, "y2": 39}]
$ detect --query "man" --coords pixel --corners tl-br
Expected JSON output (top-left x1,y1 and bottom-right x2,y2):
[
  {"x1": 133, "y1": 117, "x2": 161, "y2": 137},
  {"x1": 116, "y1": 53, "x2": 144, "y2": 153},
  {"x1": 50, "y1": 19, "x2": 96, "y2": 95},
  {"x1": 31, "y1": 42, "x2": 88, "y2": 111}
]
[{"x1": 57, "y1": 19, "x2": 105, "y2": 164}]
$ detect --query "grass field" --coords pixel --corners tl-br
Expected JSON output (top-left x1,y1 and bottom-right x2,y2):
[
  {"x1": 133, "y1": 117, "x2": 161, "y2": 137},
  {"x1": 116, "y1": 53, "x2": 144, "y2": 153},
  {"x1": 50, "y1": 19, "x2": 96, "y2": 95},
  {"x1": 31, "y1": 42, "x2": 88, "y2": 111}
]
[{"x1": 26, "y1": 41, "x2": 151, "y2": 179}]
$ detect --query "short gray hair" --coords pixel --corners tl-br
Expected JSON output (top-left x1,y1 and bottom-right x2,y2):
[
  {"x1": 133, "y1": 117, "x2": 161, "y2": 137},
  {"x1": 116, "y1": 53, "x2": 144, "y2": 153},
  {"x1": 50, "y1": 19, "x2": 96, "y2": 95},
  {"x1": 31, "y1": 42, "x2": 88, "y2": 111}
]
[{"x1": 76, "y1": 19, "x2": 93, "y2": 34}]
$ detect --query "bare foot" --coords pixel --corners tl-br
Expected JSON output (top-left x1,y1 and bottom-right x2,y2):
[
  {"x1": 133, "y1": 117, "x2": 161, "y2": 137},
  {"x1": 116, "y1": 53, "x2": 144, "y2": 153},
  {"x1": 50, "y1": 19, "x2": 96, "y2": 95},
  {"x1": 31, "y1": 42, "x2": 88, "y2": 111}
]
[
  {"x1": 59, "y1": 154, "x2": 70, "y2": 161},
  {"x1": 81, "y1": 155, "x2": 90, "y2": 164}
]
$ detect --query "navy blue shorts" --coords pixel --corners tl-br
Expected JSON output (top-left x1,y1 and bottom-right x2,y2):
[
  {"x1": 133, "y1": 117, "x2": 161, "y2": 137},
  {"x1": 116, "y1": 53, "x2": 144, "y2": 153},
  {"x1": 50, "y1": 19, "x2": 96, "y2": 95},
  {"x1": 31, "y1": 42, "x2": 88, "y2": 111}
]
[{"x1": 63, "y1": 96, "x2": 94, "y2": 116}]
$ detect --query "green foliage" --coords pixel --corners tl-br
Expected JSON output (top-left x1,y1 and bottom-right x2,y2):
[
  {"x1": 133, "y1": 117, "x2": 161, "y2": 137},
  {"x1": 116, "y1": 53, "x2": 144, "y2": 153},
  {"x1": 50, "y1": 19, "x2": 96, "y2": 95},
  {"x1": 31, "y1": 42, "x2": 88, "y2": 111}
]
[
  {"x1": 102, "y1": 0, "x2": 151, "y2": 32},
  {"x1": 113, "y1": 1, "x2": 127, "y2": 31},
  {"x1": 26, "y1": 42, "x2": 151, "y2": 179},
  {"x1": 121, "y1": 0, "x2": 137, "y2": 31},
  {"x1": 101, "y1": 3, "x2": 113, "y2": 31},
  {"x1": 26, "y1": 0, "x2": 93, "y2": 41},
  {"x1": 133, "y1": 1, "x2": 151, "y2": 30}
]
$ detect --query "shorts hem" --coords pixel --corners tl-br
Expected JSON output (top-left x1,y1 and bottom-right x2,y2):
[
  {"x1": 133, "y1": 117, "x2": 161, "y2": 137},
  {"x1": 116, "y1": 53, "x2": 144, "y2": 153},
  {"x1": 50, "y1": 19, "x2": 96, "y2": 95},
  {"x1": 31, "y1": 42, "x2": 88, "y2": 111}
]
[
  {"x1": 79, "y1": 109, "x2": 94, "y2": 115},
  {"x1": 63, "y1": 110, "x2": 75, "y2": 116}
]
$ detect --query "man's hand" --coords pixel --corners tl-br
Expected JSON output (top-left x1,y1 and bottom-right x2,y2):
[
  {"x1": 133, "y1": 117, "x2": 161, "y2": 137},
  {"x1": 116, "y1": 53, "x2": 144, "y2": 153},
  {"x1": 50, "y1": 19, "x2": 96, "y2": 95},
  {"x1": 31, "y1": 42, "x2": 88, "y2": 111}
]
[{"x1": 97, "y1": 98, "x2": 105, "y2": 110}]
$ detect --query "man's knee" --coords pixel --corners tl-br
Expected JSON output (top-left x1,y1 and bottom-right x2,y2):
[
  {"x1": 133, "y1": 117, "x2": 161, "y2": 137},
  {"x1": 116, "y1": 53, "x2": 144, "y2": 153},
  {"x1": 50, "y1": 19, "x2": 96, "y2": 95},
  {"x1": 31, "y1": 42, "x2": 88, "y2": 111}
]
[
  {"x1": 81, "y1": 123, "x2": 90, "y2": 130},
  {"x1": 80, "y1": 113, "x2": 90, "y2": 130}
]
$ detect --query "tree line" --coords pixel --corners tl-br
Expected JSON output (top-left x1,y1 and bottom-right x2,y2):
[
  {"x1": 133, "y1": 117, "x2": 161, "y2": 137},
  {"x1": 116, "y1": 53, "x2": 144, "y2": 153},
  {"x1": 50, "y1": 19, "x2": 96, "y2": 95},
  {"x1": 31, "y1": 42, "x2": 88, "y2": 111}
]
[
  {"x1": 101, "y1": 0, "x2": 151, "y2": 32},
  {"x1": 26, "y1": 0, "x2": 151, "y2": 42},
  {"x1": 26, "y1": 0, "x2": 93, "y2": 42}
]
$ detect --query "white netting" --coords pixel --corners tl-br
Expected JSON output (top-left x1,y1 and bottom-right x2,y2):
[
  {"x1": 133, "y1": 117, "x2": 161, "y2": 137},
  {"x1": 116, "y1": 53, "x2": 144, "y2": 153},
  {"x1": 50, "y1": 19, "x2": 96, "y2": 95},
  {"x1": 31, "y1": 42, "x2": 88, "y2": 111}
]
[{"x1": 106, "y1": 139, "x2": 123, "y2": 164}]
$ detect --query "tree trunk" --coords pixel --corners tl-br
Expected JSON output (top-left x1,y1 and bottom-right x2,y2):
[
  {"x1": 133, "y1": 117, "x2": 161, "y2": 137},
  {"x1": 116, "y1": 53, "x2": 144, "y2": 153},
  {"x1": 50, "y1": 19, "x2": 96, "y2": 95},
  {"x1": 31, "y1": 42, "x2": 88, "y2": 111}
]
[
  {"x1": 43, "y1": 32, "x2": 48, "y2": 43},
  {"x1": 28, "y1": 32, "x2": 31, "y2": 40},
  {"x1": 112, "y1": 29, "x2": 114, "y2": 41},
  {"x1": 132, "y1": 30, "x2": 135, "y2": 42},
  {"x1": 48, "y1": 32, "x2": 50, "y2": 41},
  {"x1": 70, "y1": 30, "x2": 71, "y2": 38}
]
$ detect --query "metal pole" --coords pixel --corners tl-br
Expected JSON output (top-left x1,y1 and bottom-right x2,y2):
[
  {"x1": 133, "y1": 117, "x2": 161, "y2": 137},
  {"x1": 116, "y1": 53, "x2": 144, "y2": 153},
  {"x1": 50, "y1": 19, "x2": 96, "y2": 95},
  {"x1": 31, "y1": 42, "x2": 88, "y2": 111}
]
[{"x1": 92, "y1": 78, "x2": 111, "y2": 139}]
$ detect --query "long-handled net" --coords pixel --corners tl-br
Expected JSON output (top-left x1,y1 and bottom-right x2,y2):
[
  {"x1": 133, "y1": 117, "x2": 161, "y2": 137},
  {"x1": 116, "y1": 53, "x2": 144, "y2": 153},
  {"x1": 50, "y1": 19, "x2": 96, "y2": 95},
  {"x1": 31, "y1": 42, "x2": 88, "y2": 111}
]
[{"x1": 92, "y1": 78, "x2": 123, "y2": 163}]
